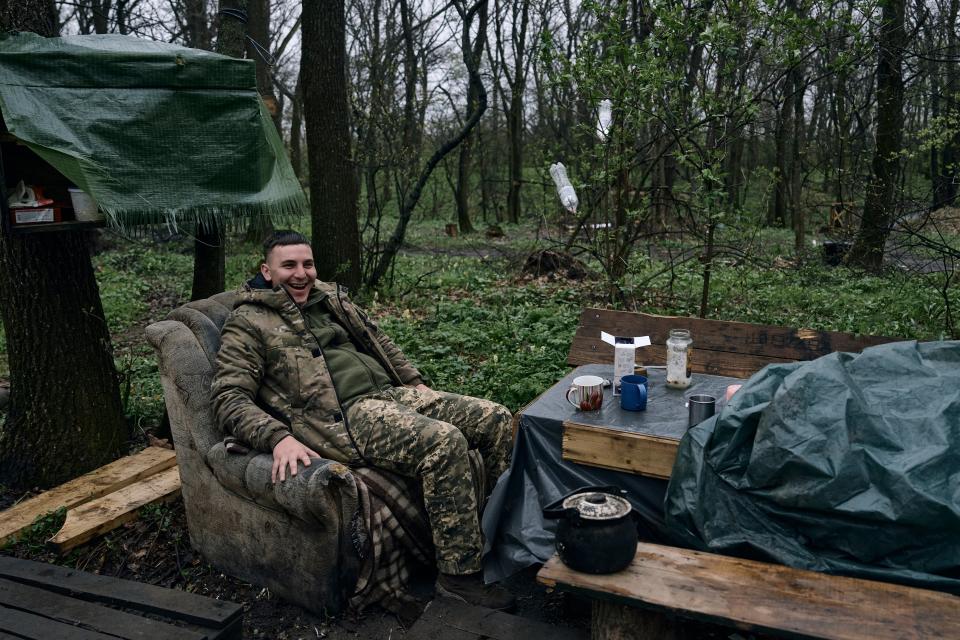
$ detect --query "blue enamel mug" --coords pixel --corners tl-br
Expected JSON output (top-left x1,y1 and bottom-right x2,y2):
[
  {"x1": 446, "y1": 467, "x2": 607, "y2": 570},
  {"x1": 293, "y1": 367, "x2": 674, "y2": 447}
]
[{"x1": 620, "y1": 375, "x2": 648, "y2": 411}]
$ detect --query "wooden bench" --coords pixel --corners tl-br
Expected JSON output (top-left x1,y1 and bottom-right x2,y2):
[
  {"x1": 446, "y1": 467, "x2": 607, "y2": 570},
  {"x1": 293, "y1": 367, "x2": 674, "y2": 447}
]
[
  {"x1": 561, "y1": 309, "x2": 900, "y2": 479},
  {"x1": 538, "y1": 542, "x2": 960, "y2": 640},
  {"x1": 535, "y1": 309, "x2": 960, "y2": 638},
  {"x1": 0, "y1": 556, "x2": 242, "y2": 639},
  {"x1": 568, "y1": 308, "x2": 897, "y2": 377}
]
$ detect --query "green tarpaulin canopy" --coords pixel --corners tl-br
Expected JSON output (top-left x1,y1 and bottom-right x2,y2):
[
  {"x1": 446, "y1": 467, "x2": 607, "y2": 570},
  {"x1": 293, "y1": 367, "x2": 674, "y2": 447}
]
[{"x1": 0, "y1": 32, "x2": 306, "y2": 229}]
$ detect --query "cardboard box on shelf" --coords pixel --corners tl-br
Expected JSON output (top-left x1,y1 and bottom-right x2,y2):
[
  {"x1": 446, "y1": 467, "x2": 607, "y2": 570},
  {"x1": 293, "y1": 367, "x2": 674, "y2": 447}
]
[{"x1": 10, "y1": 204, "x2": 65, "y2": 225}]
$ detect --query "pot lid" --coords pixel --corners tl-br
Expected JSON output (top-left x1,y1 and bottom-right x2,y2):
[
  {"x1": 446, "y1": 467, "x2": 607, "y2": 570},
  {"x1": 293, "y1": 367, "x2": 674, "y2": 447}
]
[{"x1": 562, "y1": 491, "x2": 632, "y2": 520}]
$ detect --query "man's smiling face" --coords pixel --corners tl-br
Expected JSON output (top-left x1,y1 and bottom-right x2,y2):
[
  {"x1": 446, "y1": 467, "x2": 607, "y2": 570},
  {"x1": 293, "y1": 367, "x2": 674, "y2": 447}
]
[{"x1": 261, "y1": 243, "x2": 317, "y2": 306}]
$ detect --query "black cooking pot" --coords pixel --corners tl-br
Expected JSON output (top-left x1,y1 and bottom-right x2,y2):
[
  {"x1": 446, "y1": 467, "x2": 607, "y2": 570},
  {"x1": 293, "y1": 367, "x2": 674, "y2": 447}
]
[{"x1": 543, "y1": 486, "x2": 638, "y2": 574}]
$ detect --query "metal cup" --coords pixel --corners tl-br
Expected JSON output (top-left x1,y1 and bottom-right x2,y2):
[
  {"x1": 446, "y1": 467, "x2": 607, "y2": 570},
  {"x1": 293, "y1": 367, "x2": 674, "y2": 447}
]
[{"x1": 687, "y1": 394, "x2": 716, "y2": 427}]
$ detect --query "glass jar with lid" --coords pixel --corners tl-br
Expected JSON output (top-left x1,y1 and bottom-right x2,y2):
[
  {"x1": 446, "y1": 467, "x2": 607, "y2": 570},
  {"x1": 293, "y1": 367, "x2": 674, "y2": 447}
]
[{"x1": 665, "y1": 329, "x2": 693, "y2": 389}]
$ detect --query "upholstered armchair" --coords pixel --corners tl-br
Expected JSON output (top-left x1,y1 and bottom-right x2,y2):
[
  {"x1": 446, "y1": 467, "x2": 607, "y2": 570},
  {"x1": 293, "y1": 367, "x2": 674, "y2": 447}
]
[{"x1": 146, "y1": 294, "x2": 363, "y2": 614}]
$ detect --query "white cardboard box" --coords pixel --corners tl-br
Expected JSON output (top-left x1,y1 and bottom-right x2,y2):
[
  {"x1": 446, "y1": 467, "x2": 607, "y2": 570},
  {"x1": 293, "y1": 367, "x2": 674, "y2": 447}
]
[
  {"x1": 601, "y1": 331, "x2": 651, "y2": 395},
  {"x1": 12, "y1": 207, "x2": 58, "y2": 224}
]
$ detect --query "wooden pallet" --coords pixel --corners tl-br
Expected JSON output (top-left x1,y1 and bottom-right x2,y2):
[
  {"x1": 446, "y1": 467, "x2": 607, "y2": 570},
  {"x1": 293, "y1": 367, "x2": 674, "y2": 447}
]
[{"x1": 0, "y1": 556, "x2": 242, "y2": 640}]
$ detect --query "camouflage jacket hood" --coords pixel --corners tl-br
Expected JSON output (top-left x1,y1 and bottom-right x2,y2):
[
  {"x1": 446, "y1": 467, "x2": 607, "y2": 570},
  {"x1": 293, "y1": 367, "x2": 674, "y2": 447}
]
[{"x1": 211, "y1": 276, "x2": 423, "y2": 459}]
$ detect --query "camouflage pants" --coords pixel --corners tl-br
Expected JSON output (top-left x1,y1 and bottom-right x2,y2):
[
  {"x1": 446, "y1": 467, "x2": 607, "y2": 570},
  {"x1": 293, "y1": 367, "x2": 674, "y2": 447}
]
[{"x1": 346, "y1": 386, "x2": 513, "y2": 575}]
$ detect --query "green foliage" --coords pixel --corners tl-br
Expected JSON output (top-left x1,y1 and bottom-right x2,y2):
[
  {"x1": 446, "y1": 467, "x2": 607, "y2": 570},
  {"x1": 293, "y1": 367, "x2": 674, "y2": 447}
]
[
  {"x1": 624, "y1": 247, "x2": 957, "y2": 340},
  {"x1": 95, "y1": 247, "x2": 193, "y2": 332},
  {"x1": 361, "y1": 253, "x2": 576, "y2": 410},
  {"x1": 117, "y1": 348, "x2": 165, "y2": 428},
  {"x1": 0, "y1": 216, "x2": 956, "y2": 437}
]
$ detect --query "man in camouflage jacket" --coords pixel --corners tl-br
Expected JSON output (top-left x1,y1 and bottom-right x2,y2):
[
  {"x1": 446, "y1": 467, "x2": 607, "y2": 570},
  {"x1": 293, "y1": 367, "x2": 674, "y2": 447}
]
[{"x1": 212, "y1": 231, "x2": 515, "y2": 610}]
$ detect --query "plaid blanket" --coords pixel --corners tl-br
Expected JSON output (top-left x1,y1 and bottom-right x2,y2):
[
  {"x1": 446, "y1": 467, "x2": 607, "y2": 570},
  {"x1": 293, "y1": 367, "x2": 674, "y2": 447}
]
[{"x1": 348, "y1": 450, "x2": 487, "y2": 614}]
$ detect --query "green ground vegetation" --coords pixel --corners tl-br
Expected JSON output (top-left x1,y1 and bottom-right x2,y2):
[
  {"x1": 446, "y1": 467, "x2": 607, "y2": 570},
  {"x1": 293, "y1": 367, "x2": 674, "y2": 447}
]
[{"x1": 0, "y1": 215, "x2": 956, "y2": 438}]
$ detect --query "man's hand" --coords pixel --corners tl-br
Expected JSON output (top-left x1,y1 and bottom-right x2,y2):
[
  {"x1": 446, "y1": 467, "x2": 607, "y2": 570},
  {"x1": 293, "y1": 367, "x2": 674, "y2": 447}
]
[
  {"x1": 272, "y1": 435, "x2": 320, "y2": 483},
  {"x1": 411, "y1": 383, "x2": 431, "y2": 393}
]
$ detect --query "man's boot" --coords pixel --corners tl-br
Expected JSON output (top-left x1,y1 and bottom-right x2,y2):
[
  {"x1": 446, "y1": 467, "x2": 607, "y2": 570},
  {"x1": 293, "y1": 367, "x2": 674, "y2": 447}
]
[{"x1": 436, "y1": 572, "x2": 516, "y2": 612}]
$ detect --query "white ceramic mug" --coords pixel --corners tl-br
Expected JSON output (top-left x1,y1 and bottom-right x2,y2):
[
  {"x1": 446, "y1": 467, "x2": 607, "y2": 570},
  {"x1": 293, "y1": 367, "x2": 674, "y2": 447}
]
[{"x1": 566, "y1": 375, "x2": 605, "y2": 411}]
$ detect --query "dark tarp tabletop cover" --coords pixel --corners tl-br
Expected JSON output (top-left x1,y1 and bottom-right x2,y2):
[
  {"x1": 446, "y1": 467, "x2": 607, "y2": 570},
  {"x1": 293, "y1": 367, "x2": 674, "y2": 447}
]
[
  {"x1": 665, "y1": 340, "x2": 960, "y2": 593},
  {"x1": 0, "y1": 32, "x2": 306, "y2": 230}
]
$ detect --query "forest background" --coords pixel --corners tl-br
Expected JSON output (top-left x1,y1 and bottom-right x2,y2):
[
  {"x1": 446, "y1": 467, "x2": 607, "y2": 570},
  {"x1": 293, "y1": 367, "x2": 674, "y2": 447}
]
[{"x1": 1, "y1": 0, "x2": 960, "y2": 486}]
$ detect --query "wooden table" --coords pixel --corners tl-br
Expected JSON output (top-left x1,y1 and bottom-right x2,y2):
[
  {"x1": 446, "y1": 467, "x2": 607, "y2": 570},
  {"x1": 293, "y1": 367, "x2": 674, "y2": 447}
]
[
  {"x1": 557, "y1": 365, "x2": 741, "y2": 479},
  {"x1": 0, "y1": 556, "x2": 243, "y2": 640}
]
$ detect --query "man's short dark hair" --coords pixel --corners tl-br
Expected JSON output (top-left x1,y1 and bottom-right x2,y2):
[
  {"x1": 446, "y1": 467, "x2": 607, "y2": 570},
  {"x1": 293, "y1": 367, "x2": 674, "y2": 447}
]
[{"x1": 263, "y1": 230, "x2": 310, "y2": 261}]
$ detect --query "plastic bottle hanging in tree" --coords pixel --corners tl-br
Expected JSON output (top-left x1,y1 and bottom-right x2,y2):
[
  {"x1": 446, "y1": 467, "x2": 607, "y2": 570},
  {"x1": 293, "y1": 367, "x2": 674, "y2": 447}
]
[{"x1": 549, "y1": 162, "x2": 579, "y2": 213}]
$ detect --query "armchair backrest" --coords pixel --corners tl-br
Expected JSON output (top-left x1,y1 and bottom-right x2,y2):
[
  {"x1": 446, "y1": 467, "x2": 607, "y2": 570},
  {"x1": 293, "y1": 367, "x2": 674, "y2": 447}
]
[{"x1": 145, "y1": 292, "x2": 237, "y2": 456}]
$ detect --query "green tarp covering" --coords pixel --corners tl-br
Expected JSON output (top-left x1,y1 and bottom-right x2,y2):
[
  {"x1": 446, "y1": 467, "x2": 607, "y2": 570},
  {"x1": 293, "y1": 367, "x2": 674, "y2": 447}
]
[
  {"x1": 666, "y1": 340, "x2": 960, "y2": 593},
  {"x1": 0, "y1": 32, "x2": 305, "y2": 229}
]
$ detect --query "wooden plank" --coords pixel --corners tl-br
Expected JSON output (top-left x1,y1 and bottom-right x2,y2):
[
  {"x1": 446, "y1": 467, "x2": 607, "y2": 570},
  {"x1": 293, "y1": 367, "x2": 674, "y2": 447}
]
[
  {"x1": 538, "y1": 544, "x2": 960, "y2": 640},
  {"x1": 0, "y1": 556, "x2": 241, "y2": 628},
  {"x1": 406, "y1": 598, "x2": 588, "y2": 640},
  {"x1": 0, "y1": 604, "x2": 117, "y2": 640},
  {"x1": 571, "y1": 308, "x2": 900, "y2": 366},
  {"x1": 569, "y1": 340, "x2": 790, "y2": 378},
  {"x1": 49, "y1": 466, "x2": 181, "y2": 553},
  {"x1": 10, "y1": 219, "x2": 107, "y2": 235},
  {"x1": 0, "y1": 577, "x2": 207, "y2": 640},
  {"x1": 562, "y1": 421, "x2": 679, "y2": 479},
  {"x1": 0, "y1": 446, "x2": 177, "y2": 547}
]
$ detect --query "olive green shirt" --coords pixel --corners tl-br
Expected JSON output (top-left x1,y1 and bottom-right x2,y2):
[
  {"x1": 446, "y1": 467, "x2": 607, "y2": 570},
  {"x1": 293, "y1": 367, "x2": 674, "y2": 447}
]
[{"x1": 302, "y1": 303, "x2": 394, "y2": 408}]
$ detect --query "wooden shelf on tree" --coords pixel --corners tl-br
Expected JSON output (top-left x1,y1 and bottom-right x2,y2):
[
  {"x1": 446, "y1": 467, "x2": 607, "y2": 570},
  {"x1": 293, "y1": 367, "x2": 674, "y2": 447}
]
[{"x1": 10, "y1": 219, "x2": 106, "y2": 234}]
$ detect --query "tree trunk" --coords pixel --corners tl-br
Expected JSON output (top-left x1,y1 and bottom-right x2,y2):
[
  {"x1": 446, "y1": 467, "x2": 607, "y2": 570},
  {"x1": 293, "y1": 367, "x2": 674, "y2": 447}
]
[
  {"x1": 191, "y1": 0, "x2": 245, "y2": 299},
  {"x1": 290, "y1": 76, "x2": 304, "y2": 181},
  {"x1": 455, "y1": 0, "x2": 488, "y2": 234},
  {"x1": 0, "y1": 0, "x2": 128, "y2": 490},
  {"x1": 183, "y1": 0, "x2": 213, "y2": 50},
  {"x1": 847, "y1": 0, "x2": 905, "y2": 271},
  {"x1": 506, "y1": 90, "x2": 523, "y2": 223},
  {"x1": 934, "y1": 0, "x2": 959, "y2": 209},
  {"x1": 93, "y1": 0, "x2": 110, "y2": 33},
  {"x1": 302, "y1": 0, "x2": 362, "y2": 290},
  {"x1": 504, "y1": 0, "x2": 531, "y2": 225},
  {"x1": 832, "y1": 52, "x2": 849, "y2": 207},
  {"x1": 456, "y1": 133, "x2": 477, "y2": 233},
  {"x1": 243, "y1": 0, "x2": 276, "y2": 244},
  {"x1": 767, "y1": 82, "x2": 792, "y2": 227},
  {"x1": 791, "y1": 72, "x2": 806, "y2": 254}
]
